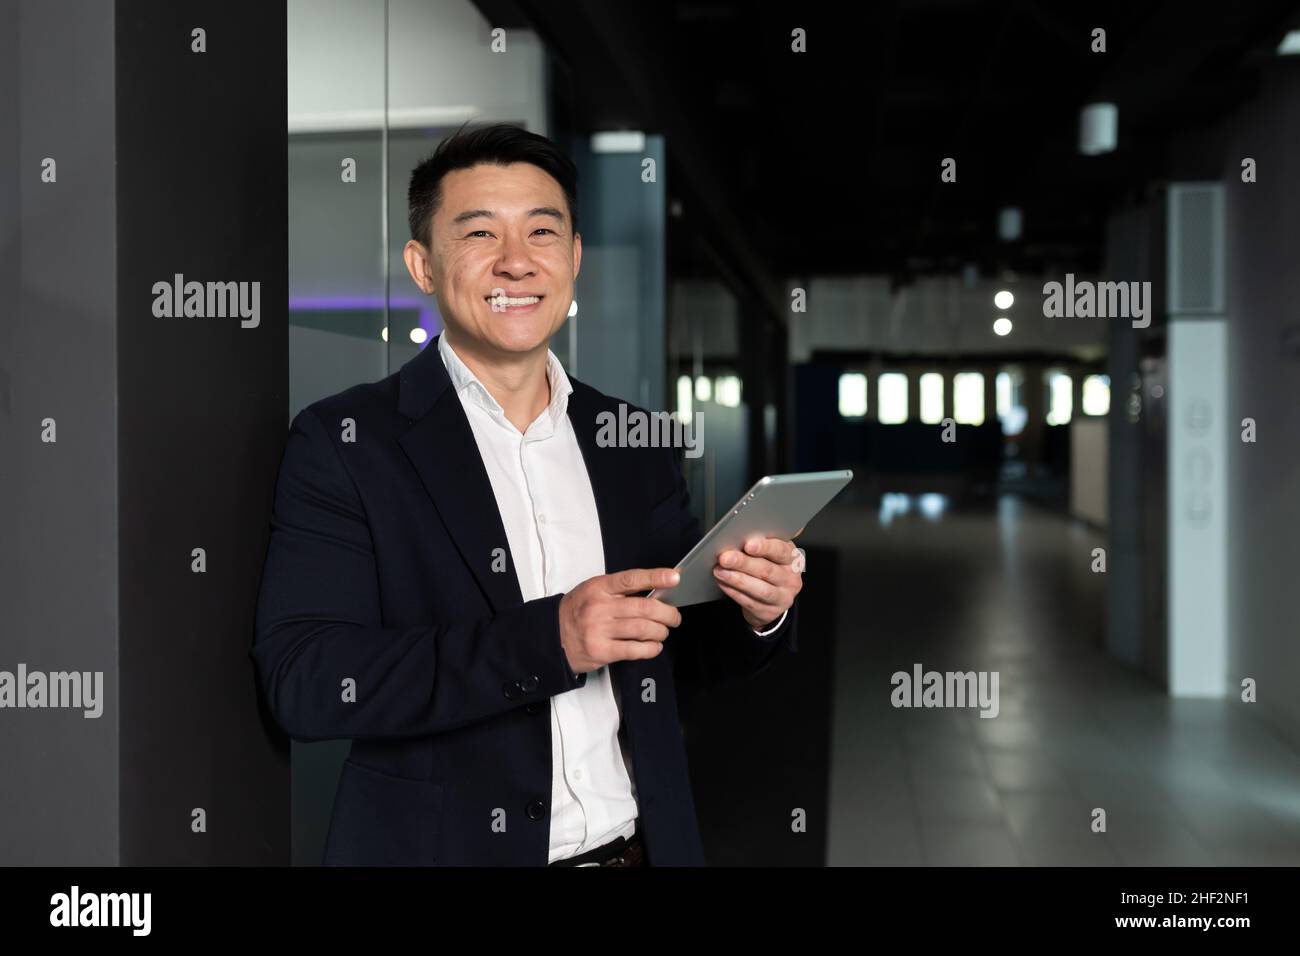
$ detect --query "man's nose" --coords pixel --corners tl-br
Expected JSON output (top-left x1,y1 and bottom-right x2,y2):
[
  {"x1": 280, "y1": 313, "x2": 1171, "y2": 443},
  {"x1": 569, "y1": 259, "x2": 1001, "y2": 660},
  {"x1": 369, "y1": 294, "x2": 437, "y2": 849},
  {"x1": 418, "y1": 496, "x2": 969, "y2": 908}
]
[{"x1": 495, "y1": 231, "x2": 535, "y2": 276}]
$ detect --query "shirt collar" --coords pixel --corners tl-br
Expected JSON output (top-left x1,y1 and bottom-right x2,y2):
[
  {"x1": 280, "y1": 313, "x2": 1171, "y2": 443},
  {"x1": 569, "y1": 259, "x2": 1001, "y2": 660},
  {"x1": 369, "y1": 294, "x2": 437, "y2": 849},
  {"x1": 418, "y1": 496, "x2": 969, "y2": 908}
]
[{"x1": 437, "y1": 331, "x2": 572, "y2": 431}]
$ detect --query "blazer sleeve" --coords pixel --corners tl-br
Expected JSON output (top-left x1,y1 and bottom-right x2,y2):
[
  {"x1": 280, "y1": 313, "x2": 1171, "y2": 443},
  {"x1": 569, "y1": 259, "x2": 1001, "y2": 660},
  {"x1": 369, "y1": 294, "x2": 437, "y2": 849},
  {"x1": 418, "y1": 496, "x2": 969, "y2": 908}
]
[
  {"x1": 663, "y1": 447, "x2": 800, "y2": 696},
  {"x1": 250, "y1": 406, "x2": 586, "y2": 743}
]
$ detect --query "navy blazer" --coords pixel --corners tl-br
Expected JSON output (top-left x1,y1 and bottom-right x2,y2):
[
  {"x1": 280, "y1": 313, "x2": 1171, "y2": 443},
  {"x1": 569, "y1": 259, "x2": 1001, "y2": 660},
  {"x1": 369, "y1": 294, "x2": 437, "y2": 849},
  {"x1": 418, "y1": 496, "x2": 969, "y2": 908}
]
[{"x1": 251, "y1": 333, "x2": 800, "y2": 866}]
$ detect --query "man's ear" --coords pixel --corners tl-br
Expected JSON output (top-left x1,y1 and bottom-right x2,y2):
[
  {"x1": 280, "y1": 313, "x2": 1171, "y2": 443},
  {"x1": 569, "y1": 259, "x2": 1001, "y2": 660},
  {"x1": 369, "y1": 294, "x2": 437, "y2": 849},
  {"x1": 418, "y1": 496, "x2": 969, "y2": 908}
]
[
  {"x1": 402, "y1": 239, "x2": 436, "y2": 294},
  {"x1": 572, "y1": 231, "x2": 582, "y2": 281}
]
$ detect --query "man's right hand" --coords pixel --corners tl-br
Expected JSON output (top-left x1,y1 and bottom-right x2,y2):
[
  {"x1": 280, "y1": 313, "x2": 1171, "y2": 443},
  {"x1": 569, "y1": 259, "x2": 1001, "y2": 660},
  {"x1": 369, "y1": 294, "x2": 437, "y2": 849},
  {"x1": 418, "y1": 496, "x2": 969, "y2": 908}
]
[{"x1": 559, "y1": 568, "x2": 684, "y2": 674}]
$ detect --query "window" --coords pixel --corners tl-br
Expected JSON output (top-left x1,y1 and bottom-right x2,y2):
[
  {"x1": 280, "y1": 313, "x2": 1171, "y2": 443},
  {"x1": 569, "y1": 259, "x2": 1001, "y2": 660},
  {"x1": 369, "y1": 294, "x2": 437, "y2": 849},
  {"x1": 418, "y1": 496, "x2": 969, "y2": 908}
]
[
  {"x1": 953, "y1": 372, "x2": 985, "y2": 425},
  {"x1": 676, "y1": 374, "x2": 693, "y2": 425},
  {"x1": 1082, "y1": 374, "x2": 1110, "y2": 416},
  {"x1": 919, "y1": 372, "x2": 944, "y2": 424},
  {"x1": 877, "y1": 372, "x2": 908, "y2": 424},
  {"x1": 694, "y1": 376, "x2": 712, "y2": 401},
  {"x1": 714, "y1": 375, "x2": 742, "y2": 407},
  {"x1": 1045, "y1": 370, "x2": 1073, "y2": 425},
  {"x1": 996, "y1": 368, "x2": 1027, "y2": 435},
  {"x1": 838, "y1": 372, "x2": 867, "y2": 418}
]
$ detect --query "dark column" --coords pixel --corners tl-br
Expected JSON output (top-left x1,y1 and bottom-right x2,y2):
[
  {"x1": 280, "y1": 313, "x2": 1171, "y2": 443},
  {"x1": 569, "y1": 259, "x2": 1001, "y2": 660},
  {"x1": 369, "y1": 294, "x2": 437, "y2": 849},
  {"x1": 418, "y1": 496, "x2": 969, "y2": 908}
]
[
  {"x1": 115, "y1": 0, "x2": 288, "y2": 865},
  {"x1": 1021, "y1": 359, "x2": 1046, "y2": 472},
  {"x1": 1104, "y1": 199, "x2": 1161, "y2": 669}
]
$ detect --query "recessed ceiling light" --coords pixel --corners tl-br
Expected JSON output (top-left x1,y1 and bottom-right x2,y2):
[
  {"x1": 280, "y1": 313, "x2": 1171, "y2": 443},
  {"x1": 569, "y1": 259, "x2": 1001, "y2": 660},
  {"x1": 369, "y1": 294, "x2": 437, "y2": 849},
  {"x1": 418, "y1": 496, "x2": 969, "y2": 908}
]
[{"x1": 591, "y1": 131, "x2": 646, "y2": 153}]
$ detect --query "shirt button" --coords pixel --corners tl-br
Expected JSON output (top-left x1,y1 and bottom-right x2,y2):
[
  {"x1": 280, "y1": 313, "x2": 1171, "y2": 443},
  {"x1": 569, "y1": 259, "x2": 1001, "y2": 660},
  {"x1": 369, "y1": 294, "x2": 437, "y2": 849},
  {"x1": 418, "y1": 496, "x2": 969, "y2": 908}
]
[
  {"x1": 537, "y1": 513, "x2": 547, "y2": 525},
  {"x1": 573, "y1": 768, "x2": 583, "y2": 781}
]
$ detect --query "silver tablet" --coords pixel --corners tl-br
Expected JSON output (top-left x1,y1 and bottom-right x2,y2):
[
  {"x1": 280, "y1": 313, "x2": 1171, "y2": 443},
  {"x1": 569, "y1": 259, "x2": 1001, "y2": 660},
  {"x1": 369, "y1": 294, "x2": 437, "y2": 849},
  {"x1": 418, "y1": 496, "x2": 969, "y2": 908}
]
[{"x1": 647, "y1": 469, "x2": 853, "y2": 607}]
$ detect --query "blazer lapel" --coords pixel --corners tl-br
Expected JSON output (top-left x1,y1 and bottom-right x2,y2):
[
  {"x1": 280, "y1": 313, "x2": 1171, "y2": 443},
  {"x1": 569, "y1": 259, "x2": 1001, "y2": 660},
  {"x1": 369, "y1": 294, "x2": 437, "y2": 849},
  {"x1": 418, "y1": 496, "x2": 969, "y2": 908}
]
[
  {"x1": 394, "y1": 334, "x2": 646, "y2": 645},
  {"x1": 565, "y1": 382, "x2": 642, "y2": 581},
  {"x1": 396, "y1": 335, "x2": 524, "y2": 614},
  {"x1": 565, "y1": 383, "x2": 655, "y2": 710}
]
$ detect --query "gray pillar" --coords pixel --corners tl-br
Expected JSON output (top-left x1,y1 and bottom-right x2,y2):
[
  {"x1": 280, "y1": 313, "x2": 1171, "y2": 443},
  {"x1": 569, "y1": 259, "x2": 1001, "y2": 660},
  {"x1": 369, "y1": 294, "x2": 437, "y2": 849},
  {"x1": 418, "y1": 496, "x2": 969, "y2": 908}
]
[
  {"x1": 1, "y1": 0, "x2": 289, "y2": 865},
  {"x1": 1, "y1": 0, "x2": 120, "y2": 866}
]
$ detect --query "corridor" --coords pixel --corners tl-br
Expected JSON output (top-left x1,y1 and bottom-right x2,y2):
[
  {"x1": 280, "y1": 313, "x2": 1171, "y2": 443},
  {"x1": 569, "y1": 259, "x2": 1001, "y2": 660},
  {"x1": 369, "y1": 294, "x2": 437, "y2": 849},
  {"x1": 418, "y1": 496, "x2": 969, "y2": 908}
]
[{"x1": 808, "y1": 495, "x2": 1300, "y2": 866}]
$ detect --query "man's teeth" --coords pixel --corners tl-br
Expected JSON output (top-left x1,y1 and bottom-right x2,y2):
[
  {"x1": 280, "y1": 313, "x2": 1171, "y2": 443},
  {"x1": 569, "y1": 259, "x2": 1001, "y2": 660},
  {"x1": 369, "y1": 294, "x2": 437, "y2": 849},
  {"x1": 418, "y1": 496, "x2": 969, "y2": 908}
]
[{"x1": 488, "y1": 295, "x2": 541, "y2": 306}]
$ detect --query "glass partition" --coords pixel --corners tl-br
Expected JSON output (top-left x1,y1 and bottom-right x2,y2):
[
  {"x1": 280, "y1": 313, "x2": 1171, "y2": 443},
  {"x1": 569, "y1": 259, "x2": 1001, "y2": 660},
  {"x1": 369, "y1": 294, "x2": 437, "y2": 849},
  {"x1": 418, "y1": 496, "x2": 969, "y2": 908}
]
[{"x1": 286, "y1": 0, "x2": 554, "y2": 866}]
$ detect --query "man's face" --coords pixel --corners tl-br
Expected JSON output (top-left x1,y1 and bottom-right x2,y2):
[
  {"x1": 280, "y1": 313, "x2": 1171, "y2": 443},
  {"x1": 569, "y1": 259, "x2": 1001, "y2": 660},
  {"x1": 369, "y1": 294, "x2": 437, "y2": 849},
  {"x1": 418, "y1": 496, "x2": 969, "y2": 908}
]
[{"x1": 407, "y1": 161, "x2": 580, "y2": 359}]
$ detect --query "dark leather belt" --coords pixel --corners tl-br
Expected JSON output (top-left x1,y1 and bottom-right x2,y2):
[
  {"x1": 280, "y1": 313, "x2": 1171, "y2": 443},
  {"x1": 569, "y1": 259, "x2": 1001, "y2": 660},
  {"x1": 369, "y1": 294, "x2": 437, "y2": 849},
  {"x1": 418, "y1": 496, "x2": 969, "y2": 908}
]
[{"x1": 549, "y1": 828, "x2": 645, "y2": 867}]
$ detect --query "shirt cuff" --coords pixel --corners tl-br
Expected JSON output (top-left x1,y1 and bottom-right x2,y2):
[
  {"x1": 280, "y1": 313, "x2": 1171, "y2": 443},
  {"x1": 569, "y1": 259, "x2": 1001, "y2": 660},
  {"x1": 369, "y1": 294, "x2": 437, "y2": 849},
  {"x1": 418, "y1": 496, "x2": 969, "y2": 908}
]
[{"x1": 750, "y1": 607, "x2": 788, "y2": 637}]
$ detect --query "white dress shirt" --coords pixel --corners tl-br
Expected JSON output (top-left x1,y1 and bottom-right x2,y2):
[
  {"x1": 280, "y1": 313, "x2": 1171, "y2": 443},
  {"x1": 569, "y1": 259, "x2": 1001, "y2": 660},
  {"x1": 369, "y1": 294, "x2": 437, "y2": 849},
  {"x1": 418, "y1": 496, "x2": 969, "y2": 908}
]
[
  {"x1": 438, "y1": 333, "x2": 637, "y2": 861},
  {"x1": 436, "y1": 332, "x2": 785, "y2": 862}
]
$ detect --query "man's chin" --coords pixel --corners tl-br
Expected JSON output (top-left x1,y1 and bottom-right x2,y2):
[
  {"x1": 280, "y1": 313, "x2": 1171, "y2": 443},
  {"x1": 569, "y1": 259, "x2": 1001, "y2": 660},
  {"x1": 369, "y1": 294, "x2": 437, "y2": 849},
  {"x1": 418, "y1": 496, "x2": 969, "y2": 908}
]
[
  {"x1": 444, "y1": 312, "x2": 562, "y2": 357},
  {"x1": 484, "y1": 325, "x2": 555, "y2": 356}
]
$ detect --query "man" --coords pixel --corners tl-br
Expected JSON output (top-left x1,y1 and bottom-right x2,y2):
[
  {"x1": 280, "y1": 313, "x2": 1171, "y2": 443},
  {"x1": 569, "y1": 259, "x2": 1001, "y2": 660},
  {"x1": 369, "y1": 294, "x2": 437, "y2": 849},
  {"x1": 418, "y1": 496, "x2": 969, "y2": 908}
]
[{"x1": 251, "y1": 124, "x2": 803, "y2": 867}]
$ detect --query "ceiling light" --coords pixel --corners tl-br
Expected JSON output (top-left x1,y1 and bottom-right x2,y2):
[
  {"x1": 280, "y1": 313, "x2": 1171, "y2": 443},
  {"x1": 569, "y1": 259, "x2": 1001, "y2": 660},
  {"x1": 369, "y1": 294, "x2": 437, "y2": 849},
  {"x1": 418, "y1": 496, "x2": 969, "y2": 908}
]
[{"x1": 591, "y1": 131, "x2": 646, "y2": 153}]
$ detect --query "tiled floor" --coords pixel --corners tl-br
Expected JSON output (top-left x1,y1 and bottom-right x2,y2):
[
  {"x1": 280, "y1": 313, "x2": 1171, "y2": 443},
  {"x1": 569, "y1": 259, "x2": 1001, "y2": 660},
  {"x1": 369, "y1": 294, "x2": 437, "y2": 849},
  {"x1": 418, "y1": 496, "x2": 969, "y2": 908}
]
[{"x1": 803, "y1": 493, "x2": 1300, "y2": 865}]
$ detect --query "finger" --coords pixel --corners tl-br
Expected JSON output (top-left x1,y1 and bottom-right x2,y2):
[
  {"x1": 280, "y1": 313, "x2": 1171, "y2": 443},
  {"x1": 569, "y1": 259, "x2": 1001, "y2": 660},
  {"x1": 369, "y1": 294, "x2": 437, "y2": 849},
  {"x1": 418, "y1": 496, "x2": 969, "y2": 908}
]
[
  {"x1": 608, "y1": 567, "x2": 681, "y2": 595},
  {"x1": 606, "y1": 636, "x2": 667, "y2": 661},
  {"x1": 716, "y1": 549, "x2": 787, "y2": 585},
  {"x1": 713, "y1": 566, "x2": 781, "y2": 604},
  {"x1": 715, "y1": 579, "x2": 779, "y2": 620},
  {"x1": 741, "y1": 536, "x2": 799, "y2": 564},
  {"x1": 610, "y1": 596, "x2": 683, "y2": 628},
  {"x1": 605, "y1": 618, "x2": 670, "y2": 643}
]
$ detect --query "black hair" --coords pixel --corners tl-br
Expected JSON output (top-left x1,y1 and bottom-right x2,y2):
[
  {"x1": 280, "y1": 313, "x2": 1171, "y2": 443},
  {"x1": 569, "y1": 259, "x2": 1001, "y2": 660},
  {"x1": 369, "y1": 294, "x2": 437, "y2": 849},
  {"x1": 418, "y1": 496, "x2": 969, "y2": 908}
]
[{"x1": 407, "y1": 122, "x2": 579, "y2": 248}]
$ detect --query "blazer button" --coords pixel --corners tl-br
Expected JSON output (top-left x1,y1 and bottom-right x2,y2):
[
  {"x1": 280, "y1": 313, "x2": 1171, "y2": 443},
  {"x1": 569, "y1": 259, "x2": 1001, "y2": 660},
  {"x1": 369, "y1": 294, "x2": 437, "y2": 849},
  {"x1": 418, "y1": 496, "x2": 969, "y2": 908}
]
[
  {"x1": 525, "y1": 701, "x2": 543, "y2": 715},
  {"x1": 521, "y1": 674, "x2": 540, "y2": 693},
  {"x1": 526, "y1": 800, "x2": 546, "y2": 821},
  {"x1": 503, "y1": 680, "x2": 523, "y2": 700}
]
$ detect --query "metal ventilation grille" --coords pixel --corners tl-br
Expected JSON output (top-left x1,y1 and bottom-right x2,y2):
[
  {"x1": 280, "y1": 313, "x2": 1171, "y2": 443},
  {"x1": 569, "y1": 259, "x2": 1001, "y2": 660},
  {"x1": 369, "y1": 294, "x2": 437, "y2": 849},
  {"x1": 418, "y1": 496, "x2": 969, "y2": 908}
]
[{"x1": 1167, "y1": 183, "x2": 1224, "y2": 314}]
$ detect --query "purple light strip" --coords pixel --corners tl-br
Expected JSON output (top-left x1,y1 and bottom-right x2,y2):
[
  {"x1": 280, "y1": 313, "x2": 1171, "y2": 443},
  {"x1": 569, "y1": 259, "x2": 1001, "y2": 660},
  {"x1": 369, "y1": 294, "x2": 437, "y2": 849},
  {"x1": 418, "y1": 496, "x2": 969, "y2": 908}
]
[{"x1": 288, "y1": 294, "x2": 441, "y2": 347}]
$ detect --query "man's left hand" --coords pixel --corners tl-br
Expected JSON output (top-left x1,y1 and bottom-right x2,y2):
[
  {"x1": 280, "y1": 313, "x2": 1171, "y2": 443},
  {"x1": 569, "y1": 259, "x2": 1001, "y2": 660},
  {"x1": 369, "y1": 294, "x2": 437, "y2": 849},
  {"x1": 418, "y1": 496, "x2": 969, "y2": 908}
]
[{"x1": 712, "y1": 534, "x2": 804, "y2": 631}]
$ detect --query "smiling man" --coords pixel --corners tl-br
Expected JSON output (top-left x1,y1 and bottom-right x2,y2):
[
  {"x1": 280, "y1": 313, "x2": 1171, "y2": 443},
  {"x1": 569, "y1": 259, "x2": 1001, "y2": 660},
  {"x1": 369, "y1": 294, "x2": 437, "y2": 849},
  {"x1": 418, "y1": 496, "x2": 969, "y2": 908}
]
[{"x1": 251, "y1": 123, "x2": 803, "y2": 867}]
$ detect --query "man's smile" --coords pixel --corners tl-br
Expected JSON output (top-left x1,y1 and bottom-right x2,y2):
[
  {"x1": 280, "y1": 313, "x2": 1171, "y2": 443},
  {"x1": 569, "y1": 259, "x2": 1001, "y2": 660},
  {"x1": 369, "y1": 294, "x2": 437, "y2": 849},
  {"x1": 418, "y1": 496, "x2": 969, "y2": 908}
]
[{"x1": 486, "y1": 290, "x2": 545, "y2": 314}]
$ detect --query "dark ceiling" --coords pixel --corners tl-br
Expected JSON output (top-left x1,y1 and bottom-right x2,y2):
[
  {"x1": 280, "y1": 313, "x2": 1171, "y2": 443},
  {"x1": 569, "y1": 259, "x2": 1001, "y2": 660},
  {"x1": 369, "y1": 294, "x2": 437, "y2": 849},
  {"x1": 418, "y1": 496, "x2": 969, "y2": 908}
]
[{"x1": 478, "y1": 0, "x2": 1300, "y2": 306}]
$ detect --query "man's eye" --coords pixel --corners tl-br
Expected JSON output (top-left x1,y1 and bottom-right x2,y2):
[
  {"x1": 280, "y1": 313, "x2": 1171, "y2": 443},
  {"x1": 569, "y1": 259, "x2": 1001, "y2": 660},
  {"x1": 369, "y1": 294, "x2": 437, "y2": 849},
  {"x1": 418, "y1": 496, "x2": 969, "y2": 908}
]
[
  {"x1": 533, "y1": 228, "x2": 556, "y2": 236},
  {"x1": 466, "y1": 230, "x2": 492, "y2": 238}
]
